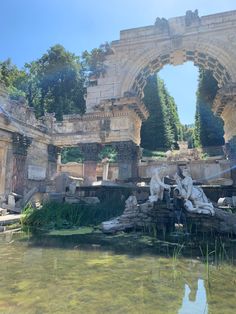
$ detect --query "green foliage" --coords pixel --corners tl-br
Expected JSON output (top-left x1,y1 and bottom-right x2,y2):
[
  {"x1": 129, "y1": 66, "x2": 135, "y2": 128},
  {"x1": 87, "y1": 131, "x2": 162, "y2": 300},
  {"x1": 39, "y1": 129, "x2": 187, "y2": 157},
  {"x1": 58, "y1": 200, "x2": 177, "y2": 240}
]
[
  {"x1": 7, "y1": 85, "x2": 26, "y2": 101},
  {"x1": 30, "y1": 44, "x2": 86, "y2": 120},
  {"x1": 98, "y1": 145, "x2": 117, "y2": 162},
  {"x1": 194, "y1": 69, "x2": 225, "y2": 147},
  {"x1": 22, "y1": 196, "x2": 126, "y2": 231},
  {"x1": 0, "y1": 58, "x2": 28, "y2": 100},
  {"x1": 142, "y1": 149, "x2": 166, "y2": 158},
  {"x1": 81, "y1": 42, "x2": 112, "y2": 80},
  {"x1": 141, "y1": 75, "x2": 182, "y2": 151},
  {"x1": 1, "y1": 45, "x2": 86, "y2": 121},
  {"x1": 182, "y1": 124, "x2": 195, "y2": 148},
  {"x1": 61, "y1": 147, "x2": 84, "y2": 163}
]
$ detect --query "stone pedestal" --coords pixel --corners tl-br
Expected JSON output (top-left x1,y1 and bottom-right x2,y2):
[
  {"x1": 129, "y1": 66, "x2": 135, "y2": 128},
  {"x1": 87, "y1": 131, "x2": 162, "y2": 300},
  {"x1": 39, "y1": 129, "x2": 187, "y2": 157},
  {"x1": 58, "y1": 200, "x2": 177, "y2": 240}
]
[{"x1": 83, "y1": 161, "x2": 97, "y2": 184}]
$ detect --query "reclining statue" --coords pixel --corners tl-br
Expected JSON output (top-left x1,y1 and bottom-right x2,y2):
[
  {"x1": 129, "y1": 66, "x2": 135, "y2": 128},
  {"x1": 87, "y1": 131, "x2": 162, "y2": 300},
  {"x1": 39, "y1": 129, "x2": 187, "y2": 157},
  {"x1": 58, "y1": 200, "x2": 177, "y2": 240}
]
[{"x1": 174, "y1": 168, "x2": 215, "y2": 216}]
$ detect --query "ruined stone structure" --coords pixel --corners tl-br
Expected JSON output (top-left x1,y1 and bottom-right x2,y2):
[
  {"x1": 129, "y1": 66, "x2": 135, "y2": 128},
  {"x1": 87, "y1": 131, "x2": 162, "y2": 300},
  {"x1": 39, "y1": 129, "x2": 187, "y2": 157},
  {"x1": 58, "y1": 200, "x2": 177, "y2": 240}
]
[
  {"x1": 84, "y1": 9, "x2": 236, "y2": 182},
  {"x1": 1, "y1": 10, "x2": 236, "y2": 206}
]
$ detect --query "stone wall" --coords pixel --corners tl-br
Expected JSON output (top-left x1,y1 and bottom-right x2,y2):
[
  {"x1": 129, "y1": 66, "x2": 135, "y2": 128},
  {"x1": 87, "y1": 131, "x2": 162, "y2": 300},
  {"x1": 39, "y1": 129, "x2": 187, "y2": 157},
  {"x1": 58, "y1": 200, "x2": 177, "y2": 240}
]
[
  {"x1": 58, "y1": 158, "x2": 232, "y2": 185},
  {"x1": 58, "y1": 162, "x2": 119, "y2": 181},
  {"x1": 138, "y1": 159, "x2": 232, "y2": 184}
]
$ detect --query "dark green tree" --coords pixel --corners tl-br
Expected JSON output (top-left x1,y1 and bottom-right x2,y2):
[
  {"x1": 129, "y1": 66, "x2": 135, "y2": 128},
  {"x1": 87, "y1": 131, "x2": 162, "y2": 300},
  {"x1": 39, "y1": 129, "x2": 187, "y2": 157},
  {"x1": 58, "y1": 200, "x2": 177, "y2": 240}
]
[
  {"x1": 162, "y1": 83, "x2": 183, "y2": 148},
  {"x1": 141, "y1": 75, "x2": 181, "y2": 151},
  {"x1": 182, "y1": 124, "x2": 195, "y2": 148},
  {"x1": 194, "y1": 69, "x2": 224, "y2": 147}
]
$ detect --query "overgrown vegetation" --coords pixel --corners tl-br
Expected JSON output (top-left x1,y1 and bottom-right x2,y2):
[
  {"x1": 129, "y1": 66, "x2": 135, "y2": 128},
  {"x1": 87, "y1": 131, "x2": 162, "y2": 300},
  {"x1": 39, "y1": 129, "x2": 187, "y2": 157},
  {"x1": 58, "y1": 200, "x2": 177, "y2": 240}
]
[
  {"x1": 141, "y1": 75, "x2": 182, "y2": 151},
  {"x1": 61, "y1": 147, "x2": 84, "y2": 163},
  {"x1": 21, "y1": 196, "x2": 126, "y2": 232},
  {"x1": 194, "y1": 69, "x2": 225, "y2": 147}
]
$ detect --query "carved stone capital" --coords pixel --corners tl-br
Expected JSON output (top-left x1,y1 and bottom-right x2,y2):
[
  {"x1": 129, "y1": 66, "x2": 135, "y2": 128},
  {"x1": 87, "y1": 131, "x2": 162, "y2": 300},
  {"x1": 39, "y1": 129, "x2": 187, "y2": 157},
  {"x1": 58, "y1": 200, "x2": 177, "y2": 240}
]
[
  {"x1": 111, "y1": 141, "x2": 140, "y2": 162},
  {"x1": 12, "y1": 133, "x2": 32, "y2": 156},
  {"x1": 79, "y1": 143, "x2": 101, "y2": 161}
]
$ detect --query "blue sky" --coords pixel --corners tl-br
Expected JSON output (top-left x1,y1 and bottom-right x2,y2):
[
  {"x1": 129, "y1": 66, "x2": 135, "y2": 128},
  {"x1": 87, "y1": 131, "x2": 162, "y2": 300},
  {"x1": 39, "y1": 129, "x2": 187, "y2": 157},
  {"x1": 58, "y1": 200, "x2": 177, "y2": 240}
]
[{"x1": 1, "y1": 0, "x2": 235, "y2": 123}]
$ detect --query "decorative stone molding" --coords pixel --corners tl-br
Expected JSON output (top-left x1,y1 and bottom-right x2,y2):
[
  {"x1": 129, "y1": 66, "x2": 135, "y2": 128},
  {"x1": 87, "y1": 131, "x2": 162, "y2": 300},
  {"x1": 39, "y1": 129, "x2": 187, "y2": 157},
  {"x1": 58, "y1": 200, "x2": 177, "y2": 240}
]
[
  {"x1": 212, "y1": 83, "x2": 236, "y2": 115},
  {"x1": 111, "y1": 140, "x2": 140, "y2": 163}
]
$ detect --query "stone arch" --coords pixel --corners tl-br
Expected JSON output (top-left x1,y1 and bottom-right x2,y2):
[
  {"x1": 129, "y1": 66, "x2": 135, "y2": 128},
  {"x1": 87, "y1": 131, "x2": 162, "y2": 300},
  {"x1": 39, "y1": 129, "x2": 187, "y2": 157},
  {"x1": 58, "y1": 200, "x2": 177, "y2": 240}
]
[{"x1": 121, "y1": 45, "x2": 234, "y2": 100}]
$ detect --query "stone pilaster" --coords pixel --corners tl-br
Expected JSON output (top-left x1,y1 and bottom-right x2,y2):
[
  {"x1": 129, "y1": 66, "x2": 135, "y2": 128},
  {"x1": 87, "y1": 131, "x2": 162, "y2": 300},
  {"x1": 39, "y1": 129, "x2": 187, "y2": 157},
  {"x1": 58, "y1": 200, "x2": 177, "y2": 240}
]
[
  {"x1": 111, "y1": 140, "x2": 141, "y2": 180},
  {"x1": 48, "y1": 144, "x2": 61, "y2": 162},
  {"x1": 12, "y1": 133, "x2": 32, "y2": 156},
  {"x1": 12, "y1": 133, "x2": 32, "y2": 195},
  {"x1": 47, "y1": 144, "x2": 61, "y2": 179}
]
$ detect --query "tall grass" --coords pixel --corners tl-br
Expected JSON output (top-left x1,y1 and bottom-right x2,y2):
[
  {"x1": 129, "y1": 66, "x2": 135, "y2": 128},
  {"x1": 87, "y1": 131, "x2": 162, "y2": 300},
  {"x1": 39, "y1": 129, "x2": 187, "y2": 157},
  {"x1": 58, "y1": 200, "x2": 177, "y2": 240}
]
[{"x1": 21, "y1": 195, "x2": 125, "y2": 232}]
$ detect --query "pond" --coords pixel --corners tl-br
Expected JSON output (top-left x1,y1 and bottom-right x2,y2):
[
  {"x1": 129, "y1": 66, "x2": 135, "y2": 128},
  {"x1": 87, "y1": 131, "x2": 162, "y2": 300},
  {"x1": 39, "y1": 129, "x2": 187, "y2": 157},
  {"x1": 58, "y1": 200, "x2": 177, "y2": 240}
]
[{"x1": 0, "y1": 231, "x2": 236, "y2": 314}]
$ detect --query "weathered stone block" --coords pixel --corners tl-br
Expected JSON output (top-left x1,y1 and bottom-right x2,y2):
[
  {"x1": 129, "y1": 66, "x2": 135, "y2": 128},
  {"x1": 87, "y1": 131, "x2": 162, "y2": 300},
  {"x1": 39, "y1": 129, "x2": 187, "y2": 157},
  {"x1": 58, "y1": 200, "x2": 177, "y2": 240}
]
[{"x1": 28, "y1": 165, "x2": 46, "y2": 181}]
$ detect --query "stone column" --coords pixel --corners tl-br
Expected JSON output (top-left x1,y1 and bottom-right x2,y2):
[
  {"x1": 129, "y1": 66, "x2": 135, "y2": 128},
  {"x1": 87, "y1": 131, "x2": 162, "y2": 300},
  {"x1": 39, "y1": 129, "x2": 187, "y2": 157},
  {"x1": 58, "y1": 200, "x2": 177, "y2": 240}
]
[
  {"x1": 112, "y1": 141, "x2": 140, "y2": 180},
  {"x1": 79, "y1": 143, "x2": 101, "y2": 184},
  {"x1": 12, "y1": 133, "x2": 32, "y2": 195},
  {"x1": 102, "y1": 158, "x2": 109, "y2": 180},
  {"x1": 0, "y1": 139, "x2": 9, "y2": 197}
]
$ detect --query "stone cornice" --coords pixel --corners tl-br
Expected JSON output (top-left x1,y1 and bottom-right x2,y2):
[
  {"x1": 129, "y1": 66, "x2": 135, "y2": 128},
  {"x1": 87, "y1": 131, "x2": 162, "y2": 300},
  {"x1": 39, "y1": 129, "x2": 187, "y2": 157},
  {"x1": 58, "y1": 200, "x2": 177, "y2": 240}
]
[{"x1": 60, "y1": 96, "x2": 149, "y2": 124}]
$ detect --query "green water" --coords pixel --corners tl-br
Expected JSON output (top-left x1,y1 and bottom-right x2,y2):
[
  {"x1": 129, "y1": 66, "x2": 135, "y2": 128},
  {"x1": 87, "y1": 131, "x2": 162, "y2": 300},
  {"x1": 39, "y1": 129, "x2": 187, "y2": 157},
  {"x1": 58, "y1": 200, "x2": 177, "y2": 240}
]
[{"x1": 0, "y1": 232, "x2": 236, "y2": 314}]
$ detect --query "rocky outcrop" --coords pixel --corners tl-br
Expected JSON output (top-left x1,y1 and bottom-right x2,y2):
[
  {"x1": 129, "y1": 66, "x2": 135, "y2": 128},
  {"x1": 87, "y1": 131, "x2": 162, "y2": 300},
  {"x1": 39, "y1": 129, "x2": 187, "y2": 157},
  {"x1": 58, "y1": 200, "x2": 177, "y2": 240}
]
[{"x1": 102, "y1": 199, "x2": 236, "y2": 235}]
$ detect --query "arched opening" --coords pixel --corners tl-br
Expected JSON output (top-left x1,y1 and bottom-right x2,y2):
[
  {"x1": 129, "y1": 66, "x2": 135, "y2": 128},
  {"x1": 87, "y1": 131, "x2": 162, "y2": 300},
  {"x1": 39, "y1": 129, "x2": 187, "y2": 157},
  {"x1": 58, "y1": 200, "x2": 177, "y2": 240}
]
[
  {"x1": 139, "y1": 58, "x2": 226, "y2": 155},
  {"x1": 130, "y1": 50, "x2": 232, "y2": 100}
]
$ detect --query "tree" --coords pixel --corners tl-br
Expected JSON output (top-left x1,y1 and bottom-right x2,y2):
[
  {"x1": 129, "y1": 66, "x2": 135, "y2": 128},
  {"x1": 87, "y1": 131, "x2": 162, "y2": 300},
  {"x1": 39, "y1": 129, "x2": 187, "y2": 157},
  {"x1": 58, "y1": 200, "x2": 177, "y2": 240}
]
[
  {"x1": 162, "y1": 83, "x2": 183, "y2": 148},
  {"x1": 141, "y1": 75, "x2": 181, "y2": 151},
  {"x1": 0, "y1": 58, "x2": 26, "y2": 99},
  {"x1": 194, "y1": 69, "x2": 224, "y2": 147},
  {"x1": 182, "y1": 124, "x2": 195, "y2": 148},
  {"x1": 81, "y1": 42, "x2": 112, "y2": 81},
  {"x1": 16, "y1": 45, "x2": 85, "y2": 120}
]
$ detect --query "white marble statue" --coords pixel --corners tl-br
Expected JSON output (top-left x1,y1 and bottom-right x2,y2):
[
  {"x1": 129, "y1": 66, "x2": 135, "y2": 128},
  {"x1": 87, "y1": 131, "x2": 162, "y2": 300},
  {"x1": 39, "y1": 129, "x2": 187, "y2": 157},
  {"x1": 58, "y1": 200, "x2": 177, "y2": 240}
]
[
  {"x1": 149, "y1": 166, "x2": 170, "y2": 202},
  {"x1": 125, "y1": 195, "x2": 138, "y2": 209},
  {"x1": 174, "y1": 168, "x2": 215, "y2": 215}
]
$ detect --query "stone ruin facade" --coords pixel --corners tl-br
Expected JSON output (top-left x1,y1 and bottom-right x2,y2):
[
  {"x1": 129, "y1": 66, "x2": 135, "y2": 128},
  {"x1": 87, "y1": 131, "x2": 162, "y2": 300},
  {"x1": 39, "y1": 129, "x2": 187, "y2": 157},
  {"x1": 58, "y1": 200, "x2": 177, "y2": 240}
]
[{"x1": 1, "y1": 10, "x2": 236, "y2": 210}]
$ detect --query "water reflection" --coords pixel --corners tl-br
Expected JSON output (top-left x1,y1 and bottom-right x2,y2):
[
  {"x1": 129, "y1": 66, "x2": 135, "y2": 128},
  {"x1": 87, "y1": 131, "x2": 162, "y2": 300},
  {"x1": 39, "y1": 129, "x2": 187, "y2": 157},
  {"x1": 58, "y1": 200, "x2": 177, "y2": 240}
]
[
  {"x1": 0, "y1": 233, "x2": 236, "y2": 314},
  {"x1": 179, "y1": 279, "x2": 208, "y2": 314}
]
